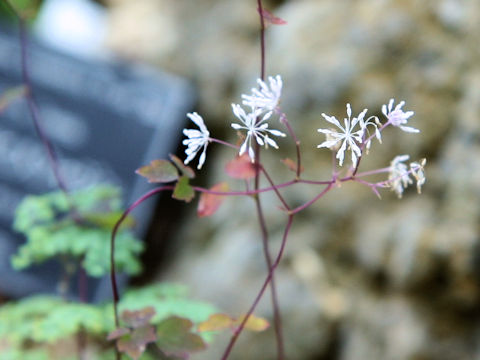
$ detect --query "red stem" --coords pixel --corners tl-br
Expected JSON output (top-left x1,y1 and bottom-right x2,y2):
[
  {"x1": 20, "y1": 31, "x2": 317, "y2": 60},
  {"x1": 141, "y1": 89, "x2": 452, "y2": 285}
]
[
  {"x1": 221, "y1": 215, "x2": 293, "y2": 360},
  {"x1": 110, "y1": 186, "x2": 173, "y2": 327}
]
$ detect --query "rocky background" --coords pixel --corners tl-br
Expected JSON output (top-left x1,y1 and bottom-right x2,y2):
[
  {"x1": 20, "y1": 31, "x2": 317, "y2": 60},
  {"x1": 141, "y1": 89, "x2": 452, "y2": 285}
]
[{"x1": 105, "y1": 0, "x2": 480, "y2": 359}]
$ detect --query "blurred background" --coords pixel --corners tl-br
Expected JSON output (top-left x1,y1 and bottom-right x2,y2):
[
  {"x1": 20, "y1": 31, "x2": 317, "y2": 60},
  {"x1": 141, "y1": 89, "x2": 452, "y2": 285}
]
[{"x1": 2, "y1": 0, "x2": 480, "y2": 359}]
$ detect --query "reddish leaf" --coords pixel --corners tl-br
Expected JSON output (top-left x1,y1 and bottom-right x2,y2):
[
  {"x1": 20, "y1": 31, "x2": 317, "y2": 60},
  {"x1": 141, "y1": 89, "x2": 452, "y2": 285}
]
[
  {"x1": 172, "y1": 176, "x2": 195, "y2": 203},
  {"x1": 281, "y1": 158, "x2": 304, "y2": 174},
  {"x1": 156, "y1": 316, "x2": 207, "y2": 358},
  {"x1": 258, "y1": 8, "x2": 287, "y2": 25},
  {"x1": 117, "y1": 325, "x2": 157, "y2": 360},
  {"x1": 225, "y1": 154, "x2": 256, "y2": 179},
  {"x1": 197, "y1": 182, "x2": 229, "y2": 218},
  {"x1": 107, "y1": 327, "x2": 130, "y2": 340},
  {"x1": 136, "y1": 160, "x2": 179, "y2": 183},
  {"x1": 122, "y1": 307, "x2": 156, "y2": 328},
  {"x1": 197, "y1": 313, "x2": 234, "y2": 332},
  {"x1": 108, "y1": 308, "x2": 158, "y2": 360},
  {"x1": 169, "y1": 154, "x2": 195, "y2": 179}
]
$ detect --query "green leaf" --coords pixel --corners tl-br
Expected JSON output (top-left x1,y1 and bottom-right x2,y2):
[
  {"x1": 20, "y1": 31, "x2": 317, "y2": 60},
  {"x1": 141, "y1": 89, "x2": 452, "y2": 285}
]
[
  {"x1": 169, "y1": 154, "x2": 195, "y2": 179},
  {"x1": 136, "y1": 160, "x2": 179, "y2": 183},
  {"x1": 156, "y1": 316, "x2": 206, "y2": 358},
  {"x1": 172, "y1": 177, "x2": 195, "y2": 203}
]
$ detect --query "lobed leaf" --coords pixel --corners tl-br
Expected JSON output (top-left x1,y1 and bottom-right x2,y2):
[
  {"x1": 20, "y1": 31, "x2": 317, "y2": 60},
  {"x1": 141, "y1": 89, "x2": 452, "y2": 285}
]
[
  {"x1": 136, "y1": 160, "x2": 179, "y2": 183},
  {"x1": 198, "y1": 313, "x2": 269, "y2": 333},
  {"x1": 122, "y1": 307, "x2": 156, "y2": 328},
  {"x1": 197, "y1": 314, "x2": 233, "y2": 332},
  {"x1": 197, "y1": 182, "x2": 229, "y2": 218},
  {"x1": 172, "y1": 177, "x2": 195, "y2": 203},
  {"x1": 156, "y1": 316, "x2": 206, "y2": 358},
  {"x1": 225, "y1": 154, "x2": 256, "y2": 179},
  {"x1": 115, "y1": 325, "x2": 157, "y2": 360},
  {"x1": 169, "y1": 154, "x2": 195, "y2": 179}
]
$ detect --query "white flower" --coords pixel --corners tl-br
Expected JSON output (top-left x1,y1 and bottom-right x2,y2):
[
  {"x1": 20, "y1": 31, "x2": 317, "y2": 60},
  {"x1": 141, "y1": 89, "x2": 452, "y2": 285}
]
[
  {"x1": 361, "y1": 115, "x2": 382, "y2": 151},
  {"x1": 183, "y1": 112, "x2": 210, "y2": 169},
  {"x1": 242, "y1": 75, "x2": 282, "y2": 112},
  {"x1": 388, "y1": 155, "x2": 413, "y2": 198},
  {"x1": 317, "y1": 104, "x2": 367, "y2": 166},
  {"x1": 410, "y1": 158, "x2": 426, "y2": 194},
  {"x1": 382, "y1": 99, "x2": 419, "y2": 133},
  {"x1": 231, "y1": 104, "x2": 286, "y2": 161}
]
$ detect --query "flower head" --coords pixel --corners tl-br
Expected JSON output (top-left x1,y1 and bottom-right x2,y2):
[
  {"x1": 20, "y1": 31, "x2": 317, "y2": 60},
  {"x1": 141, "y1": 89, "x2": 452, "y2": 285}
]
[
  {"x1": 183, "y1": 112, "x2": 210, "y2": 169},
  {"x1": 231, "y1": 104, "x2": 286, "y2": 161},
  {"x1": 410, "y1": 158, "x2": 426, "y2": 194},
  {"x1": 388, "y1": 155, "x2": 413, "y2": 198},
  {"x1": 242, "y1": 75, "x2": 283, "y2": 113},
  {"x1": 317, "y1": 104, "x2": 367, "y2": 166},
  {"x1": 382, "y1": 99, "x2": 419, "y2": 133}
]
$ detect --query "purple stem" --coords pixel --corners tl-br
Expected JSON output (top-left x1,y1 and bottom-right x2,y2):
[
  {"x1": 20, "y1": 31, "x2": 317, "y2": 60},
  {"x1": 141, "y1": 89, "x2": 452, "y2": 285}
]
[
  {"x1": 221, "y1": 215, "x2": 294, "y2": 360},
  {"x1": 352, "y1": 122, "x2": 390, "y2": 177},
  {"x1": 289, "y1": 183, "x2": 334, "y2": 215},
  {"x1": 251, "y1": 1, "x2": 285, "y2": 358},
  {"x1": 10, "y1": 8, "x2": 69, "y2": 194},
  {"x1": 209, "y1": 137, "x2": 239, "y2": 150},
  {"x1": 110, "y1": 186, "x2": 173, "y2": 327}
]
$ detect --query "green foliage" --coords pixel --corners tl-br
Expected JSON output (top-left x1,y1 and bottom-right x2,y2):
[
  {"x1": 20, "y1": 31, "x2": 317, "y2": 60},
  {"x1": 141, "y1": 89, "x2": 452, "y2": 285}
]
[
  {"x1": 12, "y1": 185, "x2": 143, "y2": 277},
  {"x1": 0, "y1": 284, "x2": 218, "y2": 359},
  {"x1": 120, "y1": 283, "x2": 217, "y2": 325},
  {"x1": 0, "y1": 296, "x2": 109, "y2": 345}
]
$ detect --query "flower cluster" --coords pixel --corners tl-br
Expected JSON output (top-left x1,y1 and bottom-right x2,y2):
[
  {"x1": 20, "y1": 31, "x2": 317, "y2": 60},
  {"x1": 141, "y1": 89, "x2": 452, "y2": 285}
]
[
  {"x1": 317, "y1": 99, "x2": 417, "y2": 167},
  {"x1": 182, "y1": 75, "x2": 286, "y2": 168},
  {"x1": 181, "y1": 75, "x2": 425, "y2": 199},
  {"x1": 388, "y1": 155, "x2": 426, "y2": 198}
]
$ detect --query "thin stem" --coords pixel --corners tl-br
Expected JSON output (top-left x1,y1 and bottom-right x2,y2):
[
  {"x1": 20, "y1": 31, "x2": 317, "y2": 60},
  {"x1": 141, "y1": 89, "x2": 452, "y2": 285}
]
[
  {"x1": 259, "y1": 165, "x2": 290, "y2": 211},
  {"x1": 289, "y1": 183, "x2": 334, "y2": 215},
  {"x1": 221, "y1": 215, "x2": 293, "y2": 360},
  {"x1": 355, "y1": 167, "x2": 390, "y2": 177},
  {"x1": 251, "y1": 1, "x2": 285, "y2": 358},
  {"x1": 352, "y1": 122, "x2": 390, "y2": 177},
  {"x1": 110, "y1": 186, "x2": 173, "y2": 327},
  {"x1": 209, "y1": 137, "x2": 239, "y2": 150},
  {"x1": 257, "y1": 0, "x2": 266, "y2": 81},
  {"x1": 14, "y1": 13, "x2": 69, "y2": 193},
  {"x1": 78, "y1": 266, "x2": 88, "y2": 303}
]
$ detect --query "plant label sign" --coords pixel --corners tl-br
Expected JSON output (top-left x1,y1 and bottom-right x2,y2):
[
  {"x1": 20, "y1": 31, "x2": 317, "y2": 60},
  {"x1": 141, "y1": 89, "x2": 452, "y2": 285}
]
[{"x1": 0, "y1": 28, "x2": 194, "y2": 300}]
